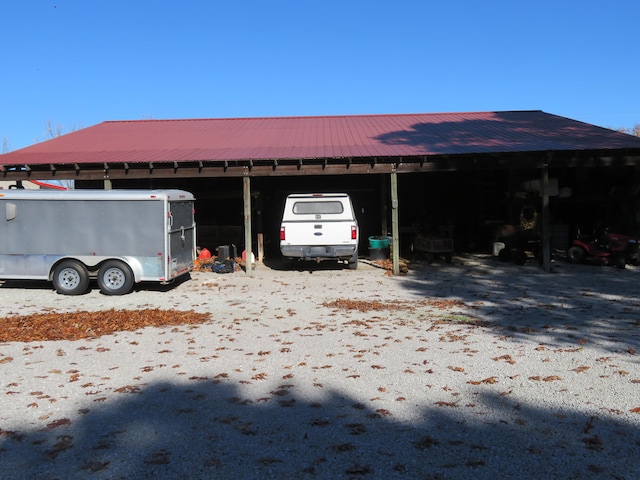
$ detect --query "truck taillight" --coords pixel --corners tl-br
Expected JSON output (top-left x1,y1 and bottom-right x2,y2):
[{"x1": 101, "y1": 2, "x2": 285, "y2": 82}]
[
  {"x1": 280, "y1": 226, "x2": 286, "y2": 241},
  {"x1": 351, "y1": 225, "x2": 357, "y2": 240}
]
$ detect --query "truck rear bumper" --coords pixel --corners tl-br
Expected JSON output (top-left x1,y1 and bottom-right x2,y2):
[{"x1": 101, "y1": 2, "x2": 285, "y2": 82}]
[{"x1": 281, "y1": 245, "x2": 357, "y2": 260}]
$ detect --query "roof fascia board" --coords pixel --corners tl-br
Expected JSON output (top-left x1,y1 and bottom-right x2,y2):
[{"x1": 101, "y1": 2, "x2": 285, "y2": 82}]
[{"x1": 3, "y1": 151, "x2": 640, "y2": 182}]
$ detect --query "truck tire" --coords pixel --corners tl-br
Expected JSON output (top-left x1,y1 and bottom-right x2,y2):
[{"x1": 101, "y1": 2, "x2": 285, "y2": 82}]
[
  {"x1": 97, "y1": 260, "x2": 134, "y2": 295},
  {"x1": 52, "y1": 260, "x2": 90, "y2": 295},
  {"x1": 348, "y1": 252, "x2": 358, "y2": 270}
]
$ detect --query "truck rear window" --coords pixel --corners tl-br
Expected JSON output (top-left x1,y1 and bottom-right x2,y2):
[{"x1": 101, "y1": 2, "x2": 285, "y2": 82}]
[{"x1": 293, "y1": 201, "x2": 344, "y2": 215}]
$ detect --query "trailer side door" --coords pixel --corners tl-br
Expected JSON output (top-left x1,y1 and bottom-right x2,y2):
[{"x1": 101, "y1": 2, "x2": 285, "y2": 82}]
[{"x1": 167, "y1": 200, "x2": 196, "y2": 279}]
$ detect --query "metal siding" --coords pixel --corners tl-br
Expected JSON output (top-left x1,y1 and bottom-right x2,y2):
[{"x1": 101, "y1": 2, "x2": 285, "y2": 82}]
[{"x1": 1, "y1": 198, "x2": 164, "y2": 257}]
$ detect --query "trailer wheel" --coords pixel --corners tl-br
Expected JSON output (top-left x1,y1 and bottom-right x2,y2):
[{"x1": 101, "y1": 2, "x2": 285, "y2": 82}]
[
  {"x1": 97, "y1": 260, "x2": 134, "y2": 295},
  {"x1": 52, "y1": 260, "x2": 90, "y2": 296}
]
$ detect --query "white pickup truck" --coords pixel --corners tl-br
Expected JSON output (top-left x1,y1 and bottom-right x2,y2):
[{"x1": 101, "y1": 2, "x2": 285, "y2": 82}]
[{"x1": 279, "y1": 193, "x2": 359, "y2": 269}]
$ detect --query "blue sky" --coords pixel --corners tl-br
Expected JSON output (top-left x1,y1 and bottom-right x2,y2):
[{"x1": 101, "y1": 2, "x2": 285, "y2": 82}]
[{"x1": 1, "y1": 0, "x2": 639, "y2": 151}]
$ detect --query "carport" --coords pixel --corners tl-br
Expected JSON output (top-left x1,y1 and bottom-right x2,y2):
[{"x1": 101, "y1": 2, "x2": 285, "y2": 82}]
[{"x1": 2, "y1": 110, "x2": 640, "y2": 275}]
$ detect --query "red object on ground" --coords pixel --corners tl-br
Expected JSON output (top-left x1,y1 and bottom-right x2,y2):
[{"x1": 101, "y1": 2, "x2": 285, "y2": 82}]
[{"x1": 198, "y1": 248, "x2": 212, "y2": 259}]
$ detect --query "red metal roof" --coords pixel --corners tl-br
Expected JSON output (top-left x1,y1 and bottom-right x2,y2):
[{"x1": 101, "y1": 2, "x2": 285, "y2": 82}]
[{"x1": 2, "y1": 110, "x2": 640, "y2": 167}]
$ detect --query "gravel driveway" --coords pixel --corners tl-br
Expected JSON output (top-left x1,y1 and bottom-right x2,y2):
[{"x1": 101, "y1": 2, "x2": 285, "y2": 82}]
[{"x1": 1, "y1": 256, "x2": 639, "y2": 479}]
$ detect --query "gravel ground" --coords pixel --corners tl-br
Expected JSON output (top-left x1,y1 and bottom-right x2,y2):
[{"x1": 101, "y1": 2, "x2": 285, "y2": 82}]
[{"x1": 1, "y1": 255, "x2": 639, "y2": 480}]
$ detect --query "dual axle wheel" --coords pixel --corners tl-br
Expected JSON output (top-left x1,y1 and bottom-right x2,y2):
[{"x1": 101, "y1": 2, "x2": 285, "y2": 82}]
[{"x1": 52, "y1": 260, "x2": 134, "y2": 295}]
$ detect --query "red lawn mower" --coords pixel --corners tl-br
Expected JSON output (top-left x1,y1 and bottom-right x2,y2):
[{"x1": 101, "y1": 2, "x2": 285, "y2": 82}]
[{"x1": 566, "y1": 227, "x2": 640, "y2": 269}]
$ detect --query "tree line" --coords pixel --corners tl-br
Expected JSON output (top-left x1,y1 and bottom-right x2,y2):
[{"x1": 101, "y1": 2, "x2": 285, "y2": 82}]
[{"x1": 617, "y1": 124, "x2": 640, "y2": 137}]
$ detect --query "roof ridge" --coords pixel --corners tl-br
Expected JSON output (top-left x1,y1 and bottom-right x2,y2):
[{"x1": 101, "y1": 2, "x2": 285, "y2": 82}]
[{"x1": 102, "y1": 110, "x2": 545, "y2": 125}]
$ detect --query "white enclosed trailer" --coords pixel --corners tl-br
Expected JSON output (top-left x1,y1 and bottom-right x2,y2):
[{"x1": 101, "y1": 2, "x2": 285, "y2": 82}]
[{"x1": 0, "y1": 189, "x2": 196, "y2": 295}]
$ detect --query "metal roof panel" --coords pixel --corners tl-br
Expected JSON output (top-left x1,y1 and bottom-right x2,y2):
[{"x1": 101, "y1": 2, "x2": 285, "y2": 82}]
[{"x1": 2, "y1": 111, "x2": 640, "y2": 167}]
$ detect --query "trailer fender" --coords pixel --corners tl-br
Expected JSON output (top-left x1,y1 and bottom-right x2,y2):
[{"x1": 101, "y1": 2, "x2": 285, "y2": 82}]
[
  {"x1": 49, "y1": 257, "x2": 87, "y2": 281},
  {"x1": 119, "y1": 257, "x2": 144, "y2": 283}
]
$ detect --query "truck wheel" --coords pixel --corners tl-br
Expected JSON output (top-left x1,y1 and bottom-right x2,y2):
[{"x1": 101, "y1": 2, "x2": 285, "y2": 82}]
[
  {"x1": 52, "y1": 260, "x2": 90, "y2": 295},
  {"x1": 348, "y1": 252, "x2": 358, "y2": 270},
  {"x1": 97, "y1": 260, "x2": 134, "y2": 295}
]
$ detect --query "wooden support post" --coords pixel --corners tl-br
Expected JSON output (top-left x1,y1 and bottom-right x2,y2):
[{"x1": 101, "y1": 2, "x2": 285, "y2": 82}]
[
  {"x1": 243, "y1": 176, "x2": 253, "y2": 276},
  {"x1": 540, "y1": 164, "x2": 551, "y2": 272},
  {"x1": 390, "y1": 172, "x2": 400, "y2": 275},
  {"x1": 257, "y1": 233, "x2": 264, "y2": 262},
  {"x1": 380, "y1": 175, "x2": 388, "y2": 236}
]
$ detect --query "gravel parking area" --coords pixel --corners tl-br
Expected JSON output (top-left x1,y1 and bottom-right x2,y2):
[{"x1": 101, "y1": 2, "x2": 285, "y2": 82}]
[{"x1": 1, "y1": 256, "x2": 639, "y2": 479}]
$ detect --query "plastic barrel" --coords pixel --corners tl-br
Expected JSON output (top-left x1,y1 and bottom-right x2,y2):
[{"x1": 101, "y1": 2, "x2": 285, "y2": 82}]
[
  {"x1": 369, "y1": 247, "x2": 390, "y2": 260},
  {"x1": 369, "y1": 236, "x2": 390, "y2": 249}
]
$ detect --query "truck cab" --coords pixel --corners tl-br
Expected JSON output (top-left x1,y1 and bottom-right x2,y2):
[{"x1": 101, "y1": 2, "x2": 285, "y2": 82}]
[{"x1": 279, "y1": 193, "x2": 359, "y2": 269}]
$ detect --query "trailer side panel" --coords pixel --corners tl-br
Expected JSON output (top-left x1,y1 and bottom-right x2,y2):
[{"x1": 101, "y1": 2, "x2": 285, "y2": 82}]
[{"x1": 0, "y1": 190, "x2": 196, "y2": 287}]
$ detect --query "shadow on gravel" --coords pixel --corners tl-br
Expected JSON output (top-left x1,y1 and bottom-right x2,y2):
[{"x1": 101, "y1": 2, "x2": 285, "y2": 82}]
[
  {"x1": 400, "y1": 256, "x2": 640, "y2": 354},
  {"x1": 1, "y1": 379, "x2": 638, "y2": 479},
  {"x1": 263, "y1": 257, "x2": 358, "y2": 272},
  {"x1": 0, "y1": 274, "x2": 192, "y2": 296}
]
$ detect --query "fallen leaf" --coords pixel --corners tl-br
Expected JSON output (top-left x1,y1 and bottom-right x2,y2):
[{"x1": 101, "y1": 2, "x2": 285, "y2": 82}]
[
  {"x1": 46, "y1": 418, "x2": 71, "y2": 429},
  {"x1": 434, "y1": 401, "x2": 458, "y2": 407},
  {"x1": 81, "y1": 460, "x2": 110, "y2": 472},
  {"x1": 0, "y1": 309, "x2": 211, "y2": 342},
  {"x1": 492, "y1": 355, "x2": 516, "y2": 364},
  {"x1": 467, "y1": 377, "x2": 498, "y2": 385}
]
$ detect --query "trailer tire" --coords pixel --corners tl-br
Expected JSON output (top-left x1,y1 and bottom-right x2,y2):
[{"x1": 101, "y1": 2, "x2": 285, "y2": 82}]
[
  {"x1": 52, "y1": 260, "x2": 90, "y2": 296},
  {"x1": 97, "y1": 260, "x2": 134, "y2": 295}
]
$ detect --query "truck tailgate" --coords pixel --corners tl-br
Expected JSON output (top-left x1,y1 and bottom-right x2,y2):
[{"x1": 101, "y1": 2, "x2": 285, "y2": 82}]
[{"x1": 283, "y1": 221, "x2": 355, "y2": 246}]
